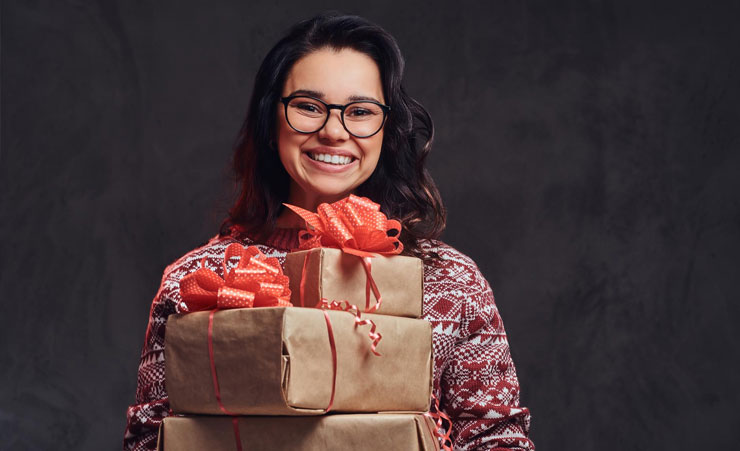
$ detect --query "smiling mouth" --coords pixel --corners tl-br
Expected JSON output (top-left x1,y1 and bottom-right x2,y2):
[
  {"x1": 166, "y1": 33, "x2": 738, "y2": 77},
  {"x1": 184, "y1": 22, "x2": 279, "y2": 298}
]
[{"x1": 307, "y1": 152, "x2": 357, "y2": 165}]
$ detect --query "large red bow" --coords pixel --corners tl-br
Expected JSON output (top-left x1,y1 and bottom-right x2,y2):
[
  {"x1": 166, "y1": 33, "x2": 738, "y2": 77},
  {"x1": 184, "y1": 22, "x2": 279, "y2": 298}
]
[
  {"x1": 179, "y1": 243, "x2": 292, "y2": 312},
  {"x1": 284, "y1": 194, "x2": 403, "y2": 257}
]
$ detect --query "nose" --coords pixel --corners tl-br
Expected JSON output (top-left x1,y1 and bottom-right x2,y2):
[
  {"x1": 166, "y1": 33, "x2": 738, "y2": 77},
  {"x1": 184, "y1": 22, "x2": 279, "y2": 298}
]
[{"x1": 319, "y1": 110, "x2": 350, "y2": 141}]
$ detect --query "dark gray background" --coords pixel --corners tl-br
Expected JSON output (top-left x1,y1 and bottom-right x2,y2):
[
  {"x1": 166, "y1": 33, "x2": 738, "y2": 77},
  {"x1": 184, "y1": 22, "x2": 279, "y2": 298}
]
[{"x1": 2, "y1": 1, "x2": 739, "y2": 450}]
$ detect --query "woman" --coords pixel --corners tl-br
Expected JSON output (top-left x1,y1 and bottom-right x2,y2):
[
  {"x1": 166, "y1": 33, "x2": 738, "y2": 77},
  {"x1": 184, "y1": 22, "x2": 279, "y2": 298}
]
[{"x1": 124, "y1": 12, "x2": 533, "y2": 450}]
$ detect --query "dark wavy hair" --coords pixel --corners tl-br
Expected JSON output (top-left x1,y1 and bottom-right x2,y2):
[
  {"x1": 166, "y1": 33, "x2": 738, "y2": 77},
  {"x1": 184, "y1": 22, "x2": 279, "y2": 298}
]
[{"x1": 221, "y1": 11, "x2": 446, "y2": 258}]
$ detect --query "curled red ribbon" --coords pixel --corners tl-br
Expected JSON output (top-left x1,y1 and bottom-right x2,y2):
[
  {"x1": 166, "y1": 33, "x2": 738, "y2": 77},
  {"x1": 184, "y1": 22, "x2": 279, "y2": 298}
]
[
  {"x1": 312, "y1": 297, "x2": 381, "y2": 414},
  {"x1": 424, "y1": 392, "x2": 453, "y2": 451},
  {"x1": 285, "y1": 195, "x2": 403, "y2": 313},
  {"x1": 317, "y1": 298, "x2": 383, "y2": 356},
  {"x1": 179, "y1": 243, "x2": 292, "y2": 312}
]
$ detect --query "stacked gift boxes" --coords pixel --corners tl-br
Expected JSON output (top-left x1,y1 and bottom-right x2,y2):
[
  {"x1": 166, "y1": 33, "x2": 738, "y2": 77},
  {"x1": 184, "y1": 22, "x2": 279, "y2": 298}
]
[{"x1": 157, "y1": 247, "x2": 441, "y2": 450}]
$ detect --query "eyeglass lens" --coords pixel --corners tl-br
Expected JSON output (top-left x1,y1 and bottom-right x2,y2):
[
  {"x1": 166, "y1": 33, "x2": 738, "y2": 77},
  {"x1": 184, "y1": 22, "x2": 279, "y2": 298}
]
[{"x1": 285, "y1": 96, "x2": 385, "y2": 137}]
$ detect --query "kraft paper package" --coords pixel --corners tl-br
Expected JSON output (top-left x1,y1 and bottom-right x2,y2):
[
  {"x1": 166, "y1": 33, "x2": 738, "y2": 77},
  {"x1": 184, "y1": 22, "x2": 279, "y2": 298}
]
[
  {"x1": 284, "y1": 248, "x2": 424, "y2": 318},
  {"x1": 156, "y1": 414, "x2": 440, "y2": 451},
  {"x1": 165, "y1": 307, "x2": 433, "y2": 415}
]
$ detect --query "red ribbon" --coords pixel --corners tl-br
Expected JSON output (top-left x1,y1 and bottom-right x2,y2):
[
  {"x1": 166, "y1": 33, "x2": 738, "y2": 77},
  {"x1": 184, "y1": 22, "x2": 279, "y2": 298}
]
[
  {"x1": 320, "y1": 310, "x2": 338, "y2": 413},
  {"x1": 179, "y1": 244, "x2": 293, "y2": 451},
  {"x1": 208, "y1": 310, "x2": 243, "y2": 451},
  {"x1": 285, "y1": 194, "x2": 402, "y2": 313}
]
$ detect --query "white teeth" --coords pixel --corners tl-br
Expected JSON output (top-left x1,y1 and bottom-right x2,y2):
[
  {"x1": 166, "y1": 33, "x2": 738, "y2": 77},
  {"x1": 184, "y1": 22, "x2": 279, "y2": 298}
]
[{"x1": 309, "y1": 153, "x2": 353, "y2": 165}]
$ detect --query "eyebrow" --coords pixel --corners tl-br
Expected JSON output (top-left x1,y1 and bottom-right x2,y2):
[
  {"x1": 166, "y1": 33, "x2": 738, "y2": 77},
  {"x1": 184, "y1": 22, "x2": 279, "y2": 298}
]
[{"x1": 287, "y1": 89, "x2": 383, "y2": 104}]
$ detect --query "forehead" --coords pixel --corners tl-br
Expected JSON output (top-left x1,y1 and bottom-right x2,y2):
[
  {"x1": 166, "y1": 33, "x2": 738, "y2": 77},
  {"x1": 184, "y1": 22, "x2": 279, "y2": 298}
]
[{"x1": 283, "y1": 48, "x2": 384, "y2": 103}]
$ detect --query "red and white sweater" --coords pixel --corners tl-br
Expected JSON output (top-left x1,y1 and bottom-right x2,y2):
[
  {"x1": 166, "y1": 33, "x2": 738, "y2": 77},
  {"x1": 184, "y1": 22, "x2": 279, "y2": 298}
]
[{"x1": 123, "y1": 228, "x2": 533, "y2": 450}]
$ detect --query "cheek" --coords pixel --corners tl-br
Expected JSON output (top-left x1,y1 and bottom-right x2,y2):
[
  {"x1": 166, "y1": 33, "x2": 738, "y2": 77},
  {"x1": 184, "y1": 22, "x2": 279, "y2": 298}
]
[
  {"x1": 277, "y1": 120, "x2": 305, "y2": 157},
  {"x1": 364, "y1": 133, "x2": 384, "y2": 162},
  {"x1": 276, "y1": 128, "x2": 303, "y2": 178}
]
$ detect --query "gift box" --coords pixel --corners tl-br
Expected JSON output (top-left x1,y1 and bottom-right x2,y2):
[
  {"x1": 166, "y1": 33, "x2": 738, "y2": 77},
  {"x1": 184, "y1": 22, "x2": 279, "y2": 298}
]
[
  {"x1": 284, "y1": 248, "x2": 424, "y2": 318},
  {"x1": 165, "y1": 307, "x2": 433, "y2": 415},
  {"x1": 156, "y1": 413, "x2": 440, "y2": 451}
]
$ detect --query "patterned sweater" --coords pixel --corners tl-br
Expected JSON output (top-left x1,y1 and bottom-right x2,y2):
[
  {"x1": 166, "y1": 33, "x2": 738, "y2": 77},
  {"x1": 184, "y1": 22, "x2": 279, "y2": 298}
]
[{"x1": 123, "y1": 228, "x2": 533, "y2": 450}]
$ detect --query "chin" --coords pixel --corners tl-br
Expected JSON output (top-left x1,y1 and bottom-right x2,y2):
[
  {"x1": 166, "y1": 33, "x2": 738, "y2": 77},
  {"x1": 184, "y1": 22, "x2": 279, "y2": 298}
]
[
  {"x1": 313, "y1": 186, "x2": 354, "y2": 199},
  {"x1": 307, "y1": 181, "x2": 358, "y2": 199}
]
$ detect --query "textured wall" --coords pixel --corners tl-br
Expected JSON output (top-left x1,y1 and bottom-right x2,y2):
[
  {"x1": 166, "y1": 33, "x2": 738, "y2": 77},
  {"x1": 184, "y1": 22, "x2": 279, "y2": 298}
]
[{"x1": 2, "y1": 1, "x2": 738, "y2": 450}]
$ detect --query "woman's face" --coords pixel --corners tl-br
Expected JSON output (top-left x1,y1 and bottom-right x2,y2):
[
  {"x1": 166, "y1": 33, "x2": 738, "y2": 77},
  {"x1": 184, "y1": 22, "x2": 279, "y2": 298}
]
[{"x1": 277, "y1": 47, "x2": 385, "y2": 208}]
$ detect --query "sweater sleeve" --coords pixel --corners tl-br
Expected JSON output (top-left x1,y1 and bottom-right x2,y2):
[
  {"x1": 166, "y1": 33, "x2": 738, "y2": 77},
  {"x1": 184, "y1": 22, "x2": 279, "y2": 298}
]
[
  {"x1": 425, "y1": 244, "x2": 533, "y2": 450},
  {"x1": 122, "y1": 286, "x2": 175, "y2": 451},
  {"x1": 121, "y1": 235, "x2": 243, "y2": 450}
]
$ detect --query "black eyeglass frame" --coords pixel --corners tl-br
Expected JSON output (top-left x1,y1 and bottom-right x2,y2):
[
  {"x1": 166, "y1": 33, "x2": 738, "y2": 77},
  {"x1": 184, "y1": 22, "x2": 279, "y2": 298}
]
[{"x1": 280, "y1": 95, "x2": 391, "y2": 138}]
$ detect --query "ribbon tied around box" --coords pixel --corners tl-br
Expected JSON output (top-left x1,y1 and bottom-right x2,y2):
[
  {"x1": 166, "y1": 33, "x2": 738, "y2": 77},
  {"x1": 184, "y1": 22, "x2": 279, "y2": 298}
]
[
  {"x1": 284, "y1": 194, "x2": 403, "y2": 313},
  {"x1": 285, "y1": 196, "x2": 454, "y2": 451},
  {"x1": 178, "y1": 244, "x2": 293, "y2": 451}
]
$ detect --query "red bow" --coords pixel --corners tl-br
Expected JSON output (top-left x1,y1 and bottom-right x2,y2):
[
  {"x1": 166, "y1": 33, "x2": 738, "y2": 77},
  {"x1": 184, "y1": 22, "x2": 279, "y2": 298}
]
[
  {"x1": 284, "y1": 194, "x2": 403, "y2": 257},
  {"x1": 179, "y1": 243, "x2": 292, "y2": 312}
]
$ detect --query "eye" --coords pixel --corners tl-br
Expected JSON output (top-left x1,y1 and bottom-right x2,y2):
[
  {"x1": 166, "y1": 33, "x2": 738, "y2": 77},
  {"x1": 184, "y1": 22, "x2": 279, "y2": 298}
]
[
  {"x1": 296, "y1": 102, "x2": 320, "y2": 113},
  {"x1": 288, "y1": 98, "x2": 326, "y2": 117},
  {"x1": 347, "y1": 107, "x2": 371, "y2": 116},
  {"x1": 345, "y1": 103, "x2": 381, "y2": 119}
]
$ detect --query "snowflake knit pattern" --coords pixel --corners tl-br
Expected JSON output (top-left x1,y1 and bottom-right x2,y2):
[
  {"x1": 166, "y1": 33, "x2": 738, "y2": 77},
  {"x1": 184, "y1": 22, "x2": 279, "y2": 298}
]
[{"x1": 123, "y1": 228, "x2": 534, "y2": 450}]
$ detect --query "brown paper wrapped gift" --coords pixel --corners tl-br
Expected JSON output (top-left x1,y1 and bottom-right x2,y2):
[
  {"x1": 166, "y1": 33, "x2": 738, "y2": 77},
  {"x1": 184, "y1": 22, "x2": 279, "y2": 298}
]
[
  {"x1": 284, "y1": 248, "x2": 424, "y2": 318},
  {"x1": 165, "y1": 307, "x2": 433, "y2": 415},
  {"x1": 157, "y1": 414, "x2": 440, "y2": 451}
]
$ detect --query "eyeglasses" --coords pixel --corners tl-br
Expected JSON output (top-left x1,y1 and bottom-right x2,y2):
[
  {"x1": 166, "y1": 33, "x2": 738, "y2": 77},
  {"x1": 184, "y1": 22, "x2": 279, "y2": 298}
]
[{"x1": 280, "y1": 95, "x2": 391, "y2": 138}]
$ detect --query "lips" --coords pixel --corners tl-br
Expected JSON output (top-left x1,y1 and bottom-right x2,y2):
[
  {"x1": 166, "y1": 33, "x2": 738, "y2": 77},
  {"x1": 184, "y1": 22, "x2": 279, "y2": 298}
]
[
  {"x1": 307, "y1": 152, "x2": 355, "y2": 165},
  {"x1": 301, "y1": 150, "x2": 359, "y2": 173},
  {"x1": 303, "y1": 147, "x2": 359, "y2": 168}
]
